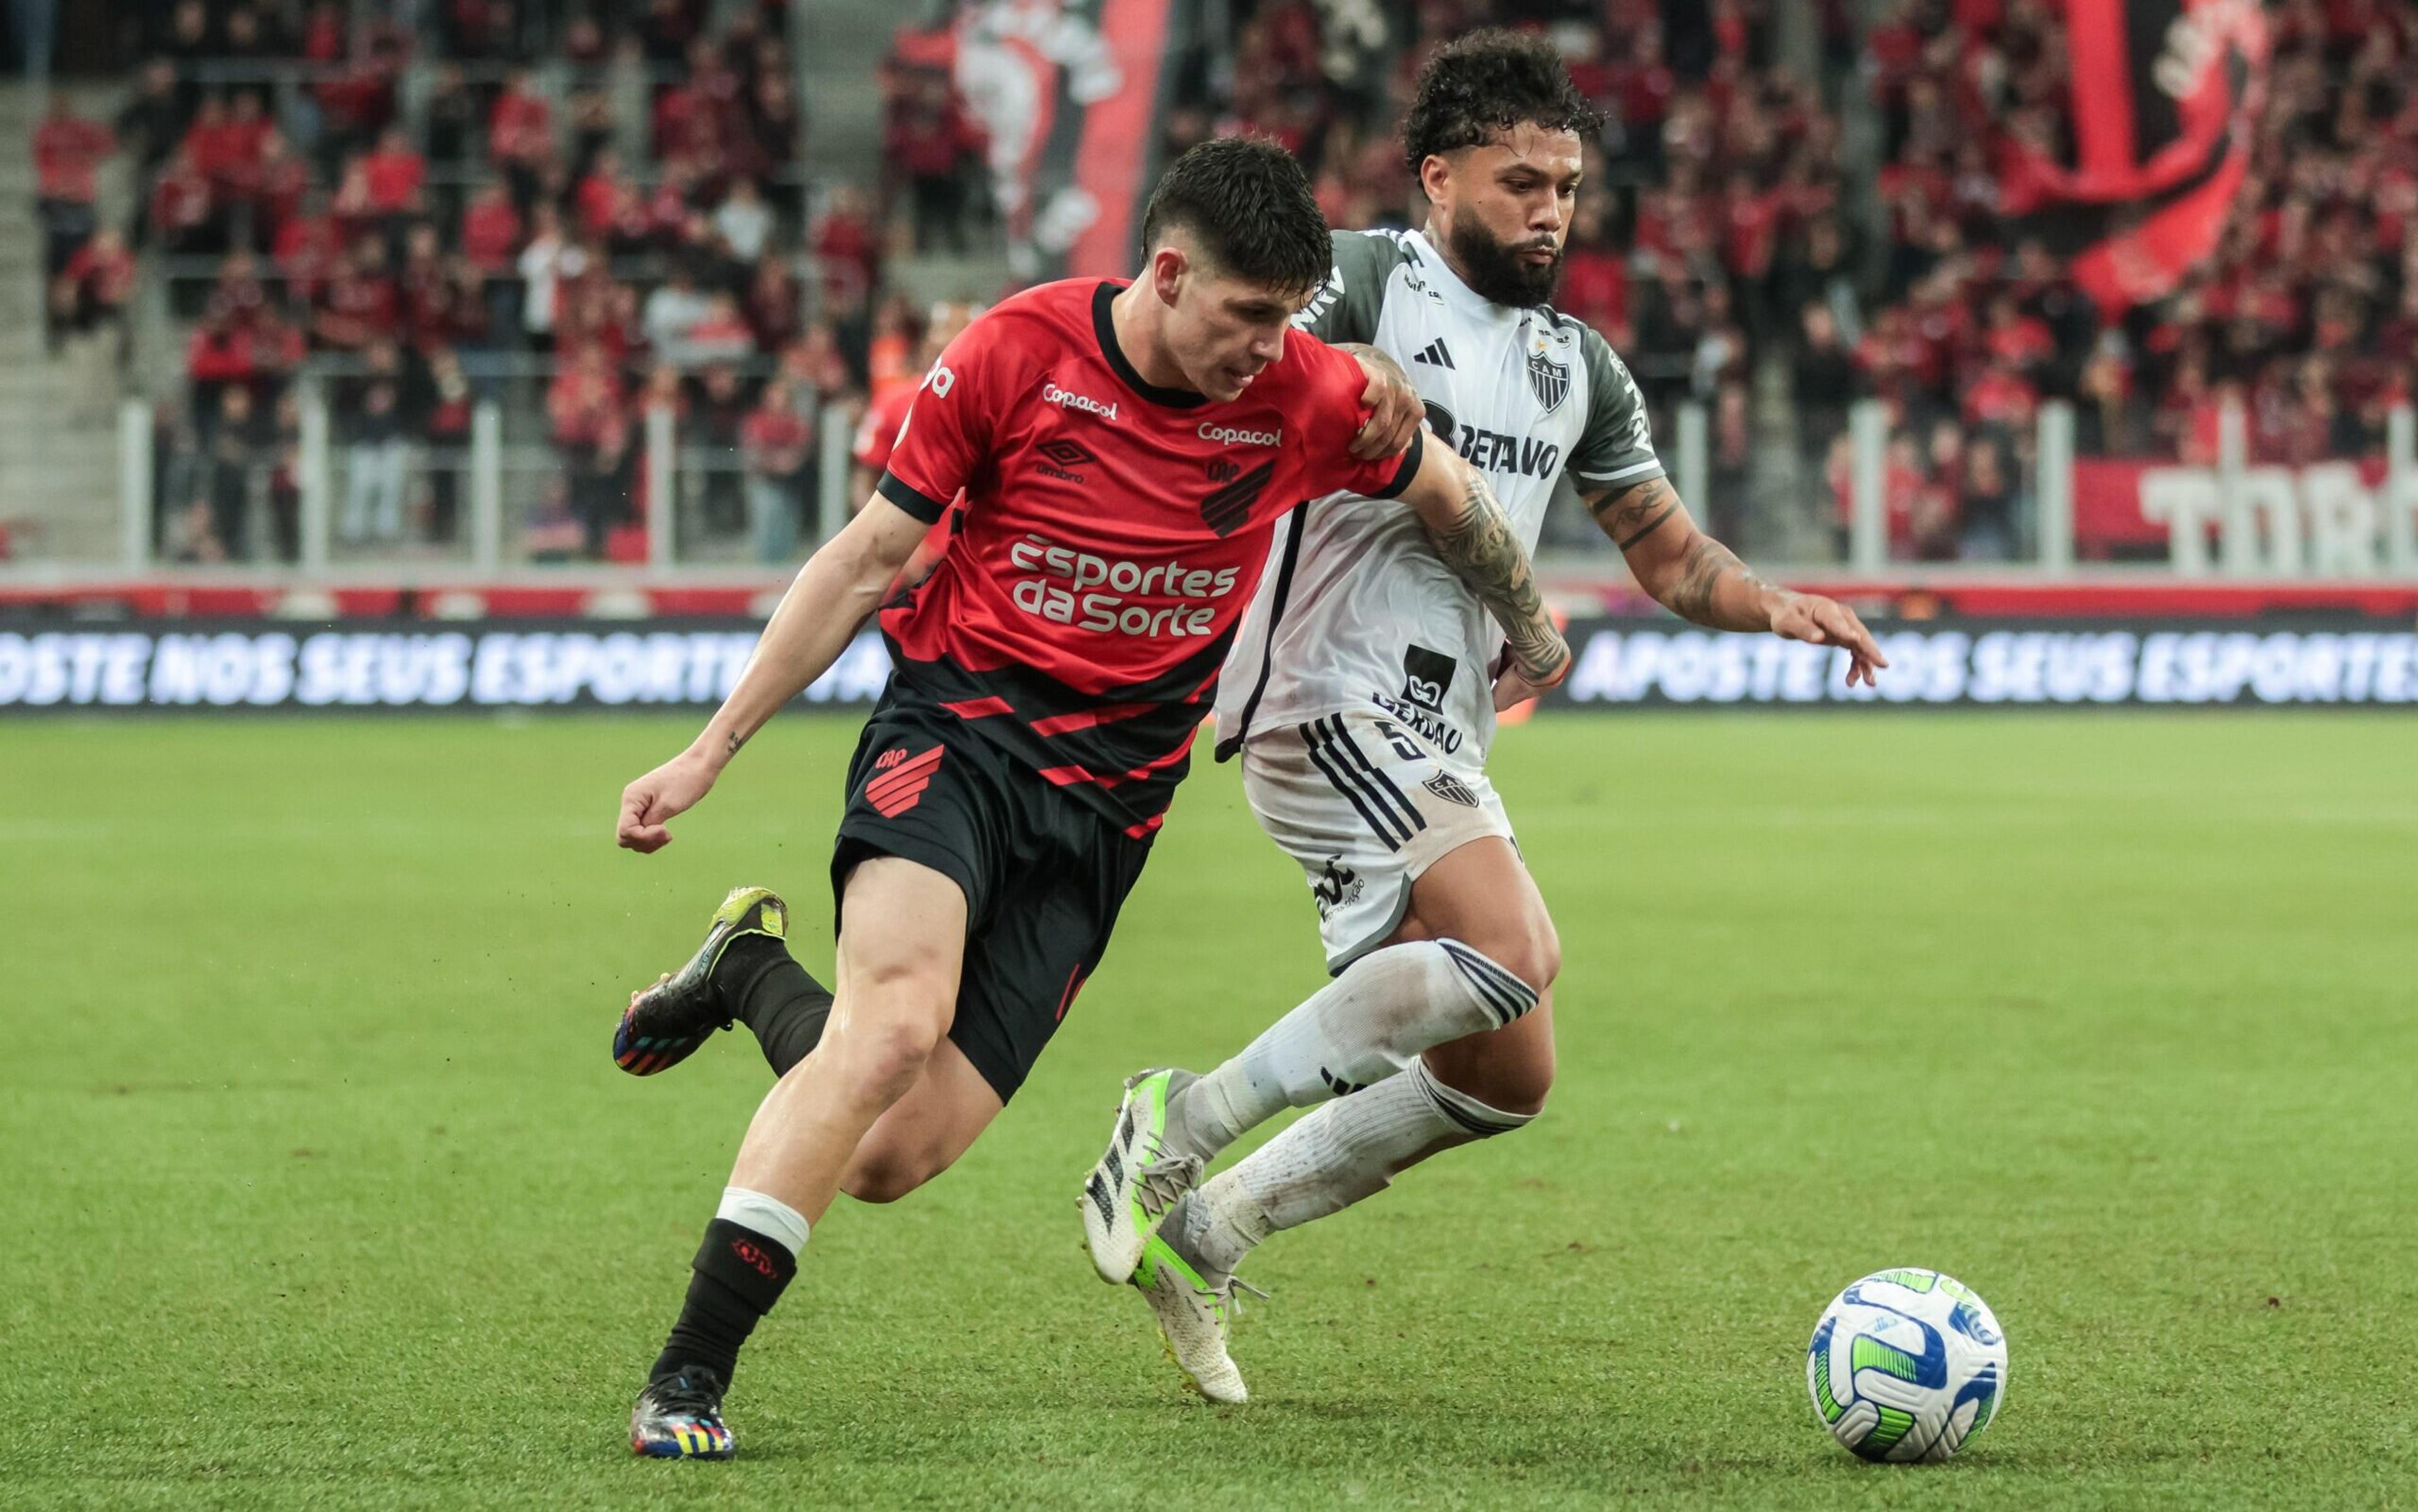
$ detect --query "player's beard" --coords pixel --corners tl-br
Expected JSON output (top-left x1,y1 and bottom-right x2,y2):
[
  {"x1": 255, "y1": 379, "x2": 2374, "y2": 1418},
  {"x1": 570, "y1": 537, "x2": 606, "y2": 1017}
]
[{"x1": 1445, "y1": 213, "x2": 1563, "y2": 308}]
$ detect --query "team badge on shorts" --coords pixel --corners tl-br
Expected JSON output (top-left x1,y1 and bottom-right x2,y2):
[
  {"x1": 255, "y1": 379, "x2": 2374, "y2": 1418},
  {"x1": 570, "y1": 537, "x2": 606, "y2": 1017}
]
[
  {"x1": 866, "y1": 744, "x2": 943, "y2": 817},
  {"x1": 1423, "y1": 770, "x2": 1480, "y2": 808}
]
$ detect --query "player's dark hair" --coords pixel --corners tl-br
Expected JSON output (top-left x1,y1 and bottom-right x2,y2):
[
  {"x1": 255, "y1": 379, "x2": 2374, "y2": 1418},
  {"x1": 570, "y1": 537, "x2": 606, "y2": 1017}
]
[
  {"x1": 1402, "y1": 29, "x2": 1604, "y2": 181},
  {"x1": 1139, "y1": 135, "x2": 1331, "y2": 295}
]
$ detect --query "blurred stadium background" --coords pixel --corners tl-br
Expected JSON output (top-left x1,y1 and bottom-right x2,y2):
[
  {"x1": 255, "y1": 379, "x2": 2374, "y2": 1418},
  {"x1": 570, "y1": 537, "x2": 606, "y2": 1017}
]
[
  {"x1": 5, "y1": 6, "x2": 2415, "y2": 1501},
  {"x1": 0, "y1": 0, "x2": 2411, "y2": 714}
]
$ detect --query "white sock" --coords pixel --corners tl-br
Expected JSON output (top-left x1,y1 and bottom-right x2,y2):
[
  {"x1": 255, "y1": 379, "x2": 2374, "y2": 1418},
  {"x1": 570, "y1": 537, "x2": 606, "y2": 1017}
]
[
  {"x1": 1167, "y1": 1059, "x2": 1535, "y2": 1280},
  {"x1": 1166, "y1": 938, "x2": 1538, "y2": 1162},
  {"x1": 717, "y1": 1185, "x2": 810, "y2": 1256}
]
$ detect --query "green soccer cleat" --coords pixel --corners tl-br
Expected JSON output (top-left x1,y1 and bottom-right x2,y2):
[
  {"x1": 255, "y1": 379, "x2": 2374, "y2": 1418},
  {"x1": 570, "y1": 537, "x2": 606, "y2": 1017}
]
[
  {"x1": 1130, "y1": 1234, "x2": 1258, "y2": 1404},
  {"x1": 1082, "y1": 1068, "x2": 1203, "y2": 1284},
  {"x1": 613, "y1": 887, "x2": 787, "y2": 1077}
]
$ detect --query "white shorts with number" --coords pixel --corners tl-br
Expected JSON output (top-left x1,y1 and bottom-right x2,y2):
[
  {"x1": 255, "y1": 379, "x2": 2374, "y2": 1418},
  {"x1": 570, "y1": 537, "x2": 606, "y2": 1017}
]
[{"x1": 1240, "y1": 705, "x2": 1514, "y2": 974}]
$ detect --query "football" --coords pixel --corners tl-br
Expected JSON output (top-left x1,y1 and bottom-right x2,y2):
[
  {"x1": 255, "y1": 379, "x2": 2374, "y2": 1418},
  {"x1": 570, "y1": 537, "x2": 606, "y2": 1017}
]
[{"x1": 1806, "y1": 1268, "x2": 2007, "y2": 1462}]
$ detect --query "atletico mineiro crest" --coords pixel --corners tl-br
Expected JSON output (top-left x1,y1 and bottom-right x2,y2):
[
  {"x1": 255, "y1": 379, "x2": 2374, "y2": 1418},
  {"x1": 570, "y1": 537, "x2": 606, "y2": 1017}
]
[{"x1": 1526, "y1": 346, "x2": 1570, "y2": 414}]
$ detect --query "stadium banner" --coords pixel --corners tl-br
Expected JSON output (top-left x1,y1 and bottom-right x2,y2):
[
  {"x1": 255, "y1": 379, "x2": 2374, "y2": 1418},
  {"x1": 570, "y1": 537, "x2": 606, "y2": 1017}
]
[
  {"x1": 2009, "y1": 0, "x2": 2268, "y2": 314},
  {"x1": 2073, "y1": 457, "x2": 2415, "y2": 567},
  {"x1": 954, "y1": 0, "x2": 1193, "y2": 282},
  {"x1": 3, "y1": 618, "x2": 2415, "y2": 712}
]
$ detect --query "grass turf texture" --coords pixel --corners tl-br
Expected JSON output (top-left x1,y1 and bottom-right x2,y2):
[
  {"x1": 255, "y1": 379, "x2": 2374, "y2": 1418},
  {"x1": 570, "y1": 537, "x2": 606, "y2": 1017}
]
[{"x1": 1, "y1": 712, "x2": 2411, "y2": 1510}]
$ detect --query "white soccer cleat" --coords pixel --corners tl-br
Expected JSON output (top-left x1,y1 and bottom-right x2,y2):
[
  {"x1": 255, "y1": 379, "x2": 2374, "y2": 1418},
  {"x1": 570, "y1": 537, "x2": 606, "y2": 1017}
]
[
  {"x1": 1081, "y1": 1068, "x2": 1204, "y2": 1285},
  {"x1": 1131, "y1": 1234, "x2": 1257, "y2": 1404}
]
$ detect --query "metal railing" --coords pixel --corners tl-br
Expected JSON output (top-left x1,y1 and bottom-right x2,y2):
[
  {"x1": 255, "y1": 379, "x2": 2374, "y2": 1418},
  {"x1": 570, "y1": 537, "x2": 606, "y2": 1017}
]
[
  {"x1": 1827, "y1": 396, "x2": 2418, "y2": 579},
  {"x1": 35, "y1": 394, "x2": 2418, "y2": 579},
  {"x1": 97, "y1": 388, "x2": 861, "y2": 574}
]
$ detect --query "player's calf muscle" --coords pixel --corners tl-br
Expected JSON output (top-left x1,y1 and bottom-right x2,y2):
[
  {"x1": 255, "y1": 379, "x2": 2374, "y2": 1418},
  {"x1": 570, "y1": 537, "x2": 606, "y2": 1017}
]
[{"x1": 1425, "y1": 999, "x2": 1557, "y2": 1115}]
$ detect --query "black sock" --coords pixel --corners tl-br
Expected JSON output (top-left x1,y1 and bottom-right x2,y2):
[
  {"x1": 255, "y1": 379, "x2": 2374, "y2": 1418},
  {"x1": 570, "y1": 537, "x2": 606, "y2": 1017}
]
[
  {"x1": 716, "y1": 935, "x2": 834, "y2": 1078},
  {"x1": 650, "y1": 1219, "x2": 798, "y2": 1385}
]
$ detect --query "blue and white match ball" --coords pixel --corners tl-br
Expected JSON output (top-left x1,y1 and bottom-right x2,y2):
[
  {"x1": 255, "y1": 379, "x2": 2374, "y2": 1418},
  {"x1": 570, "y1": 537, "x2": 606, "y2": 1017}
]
[{"x1": 1805, "y1": 1268, "x2": 2007, "y2": 1462}]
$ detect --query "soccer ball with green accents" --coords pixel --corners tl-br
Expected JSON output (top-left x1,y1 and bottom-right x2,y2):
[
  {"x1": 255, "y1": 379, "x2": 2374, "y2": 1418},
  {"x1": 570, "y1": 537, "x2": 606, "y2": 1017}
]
[{"x1": 1805, "y1": 1268, "x2": 2006, "y2": 1462}]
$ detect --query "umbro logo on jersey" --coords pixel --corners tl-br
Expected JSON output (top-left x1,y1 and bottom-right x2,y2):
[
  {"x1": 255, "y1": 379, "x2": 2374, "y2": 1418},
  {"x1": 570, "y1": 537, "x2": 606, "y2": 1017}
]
[
  {"x1": 1199, "y1": 458, "x2": 1274, "y2": 537},
  {"x1": 1412, "y1": 339, "x2": 1455, "y2": 369},
  {"x1": 1035, "y1": 438, "x2": 1095, "y2": 482}
]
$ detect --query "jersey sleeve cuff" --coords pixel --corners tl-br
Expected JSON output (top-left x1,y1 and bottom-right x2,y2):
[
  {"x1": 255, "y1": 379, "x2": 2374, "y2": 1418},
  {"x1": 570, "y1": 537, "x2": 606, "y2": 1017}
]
[
  {"x1": 1574, "y1": 458, "x2": 1665, "y2": 486},
  {"x1": 1367, "y1": 428, "x2": 1424, "y2": 501},
  {"x1": 875, "y1": 470, "x2": 948, "y2": 524}
]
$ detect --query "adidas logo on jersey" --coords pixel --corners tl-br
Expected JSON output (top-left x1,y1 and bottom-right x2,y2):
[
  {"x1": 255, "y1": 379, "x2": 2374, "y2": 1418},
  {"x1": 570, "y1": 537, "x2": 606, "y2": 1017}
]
[{"x1": 1412, "y1": 339, "x2": 1455, "y2": 369}]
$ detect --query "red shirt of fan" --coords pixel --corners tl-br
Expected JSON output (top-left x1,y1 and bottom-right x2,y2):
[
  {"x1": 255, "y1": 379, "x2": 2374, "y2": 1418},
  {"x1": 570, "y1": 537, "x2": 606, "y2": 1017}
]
[
  {"x1": 361, "y1": 147, "x2": 426, "y2": 212},
  {"x1": 875, "y1": 278, "x2": 1420, "y2": 829},
  {"x1": 852, "y1": 378, "x2": 917, "y2": 475}
]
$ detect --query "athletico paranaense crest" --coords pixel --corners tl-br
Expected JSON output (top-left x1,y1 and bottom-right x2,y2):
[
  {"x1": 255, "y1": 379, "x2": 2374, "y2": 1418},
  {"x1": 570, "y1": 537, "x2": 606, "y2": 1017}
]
[{"x1": 1526, "y1": 347, "x2": 1570, "y2": 415}]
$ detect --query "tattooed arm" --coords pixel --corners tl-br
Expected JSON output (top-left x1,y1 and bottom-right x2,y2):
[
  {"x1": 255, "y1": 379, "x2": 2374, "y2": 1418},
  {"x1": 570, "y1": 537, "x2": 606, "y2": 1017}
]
[
  {"x1": 1398, "y1": 442, "x2": 1571, "y2": 690},
  {"x1": 1585, "y1": 475, "x2": 1887, "y2": 686}
]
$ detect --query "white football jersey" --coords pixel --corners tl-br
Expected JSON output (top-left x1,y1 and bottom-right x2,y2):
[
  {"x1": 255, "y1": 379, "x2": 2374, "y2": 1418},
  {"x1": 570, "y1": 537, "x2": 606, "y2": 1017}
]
[{"x1": 1213, "y1": 228, "x2": 1663, "y2": 766}]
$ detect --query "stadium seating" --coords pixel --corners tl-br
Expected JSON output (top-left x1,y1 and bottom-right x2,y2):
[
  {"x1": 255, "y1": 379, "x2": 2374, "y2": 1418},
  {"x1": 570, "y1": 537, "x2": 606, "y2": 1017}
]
[{"x1": 20, "y1": 0, "x2": 2416, "y2": 569}]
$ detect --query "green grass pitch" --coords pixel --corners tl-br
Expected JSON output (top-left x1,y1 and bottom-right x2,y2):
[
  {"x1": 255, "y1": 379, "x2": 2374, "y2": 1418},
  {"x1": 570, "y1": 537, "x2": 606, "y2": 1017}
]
[{"x1": 3, "y1": 712, "x2": 2412, "y2": 1509}]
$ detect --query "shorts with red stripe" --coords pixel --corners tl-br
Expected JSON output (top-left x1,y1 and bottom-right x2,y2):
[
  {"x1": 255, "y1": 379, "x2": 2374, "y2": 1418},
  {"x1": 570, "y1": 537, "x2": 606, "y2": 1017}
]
[{"x1": 832, "y1": 683, "x2": 1154, "y2": 1103}]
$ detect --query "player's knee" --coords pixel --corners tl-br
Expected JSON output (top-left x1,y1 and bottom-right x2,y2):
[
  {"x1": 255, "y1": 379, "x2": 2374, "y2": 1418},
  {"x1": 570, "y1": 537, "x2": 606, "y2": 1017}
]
[
  {"x1": 838, "y1": 1146, "x2": 945, "y2": 1204},
  {"x1": 1455, "y1": 921, "x2": 1559, "y2": 1003},
  {"x1": 828, "y1": 1006, "x2": 946, "y2": 1102},
  {"x1": 1507, "y1": 916, "x2": 1562, "y2": 996}
]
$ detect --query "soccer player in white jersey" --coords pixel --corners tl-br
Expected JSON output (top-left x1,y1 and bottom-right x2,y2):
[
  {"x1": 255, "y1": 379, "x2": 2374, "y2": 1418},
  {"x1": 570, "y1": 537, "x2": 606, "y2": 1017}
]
[{"x1": 1080, "y1": 31, "x2": 1888, "y2": 1401}]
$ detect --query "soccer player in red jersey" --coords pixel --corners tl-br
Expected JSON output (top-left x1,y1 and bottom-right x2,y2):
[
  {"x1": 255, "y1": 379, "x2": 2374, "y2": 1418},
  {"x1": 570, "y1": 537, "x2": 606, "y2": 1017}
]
[{"x1": 610, "y1": 137, "x2": 1569, "y2": 1458}]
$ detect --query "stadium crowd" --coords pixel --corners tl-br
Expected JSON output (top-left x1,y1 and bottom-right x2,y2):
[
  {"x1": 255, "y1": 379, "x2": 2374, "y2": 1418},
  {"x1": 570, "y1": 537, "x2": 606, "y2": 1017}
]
[
  {"x1": 1845, "y1": 0, "x2": 2417, "y2": 557},
  {"x1": 1132, "y1": 0, "x2": 2416, "y2": 560},
  {"x1": 35, "y1": 0, "x2": 857, "y2": 563},
  {"x1": 27, "y1": 0, "x2": 2418, "y2": 566}
]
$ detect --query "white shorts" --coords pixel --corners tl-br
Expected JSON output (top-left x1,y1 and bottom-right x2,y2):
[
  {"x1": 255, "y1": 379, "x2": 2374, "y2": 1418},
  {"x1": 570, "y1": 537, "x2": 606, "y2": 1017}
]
[{"x1": 1240, "y1": 705, "x2": 1514, "y2": 974}]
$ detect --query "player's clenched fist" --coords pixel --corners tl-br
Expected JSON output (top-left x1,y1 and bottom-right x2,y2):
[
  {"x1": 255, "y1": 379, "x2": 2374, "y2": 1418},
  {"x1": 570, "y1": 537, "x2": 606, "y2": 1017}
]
[{"x1": 617, "y1": 750, "x2": 721, "y2": 853}]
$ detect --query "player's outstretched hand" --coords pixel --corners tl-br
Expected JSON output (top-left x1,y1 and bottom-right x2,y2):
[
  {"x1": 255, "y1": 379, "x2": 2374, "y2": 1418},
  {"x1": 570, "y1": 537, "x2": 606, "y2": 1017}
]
[
  {"x1": 1342, "y1": 343, "x2": 1422, "y2": 460},
  {"x1": 617, "y1": 751, "x2": 719, "y2": 853},
  {"x1": 1771, "y1": 593, "x2": 1888, "y2": 688}
]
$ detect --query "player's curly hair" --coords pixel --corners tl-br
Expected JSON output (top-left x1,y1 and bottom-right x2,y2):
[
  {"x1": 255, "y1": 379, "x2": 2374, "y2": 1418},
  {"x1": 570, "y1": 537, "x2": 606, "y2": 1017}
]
[
  {"x1": 1140, "y1": 135, "x2": 1331, "y2": 295},
  {"x1": 1402, "y1": 29, "x2": 1605, "y2": 180}
]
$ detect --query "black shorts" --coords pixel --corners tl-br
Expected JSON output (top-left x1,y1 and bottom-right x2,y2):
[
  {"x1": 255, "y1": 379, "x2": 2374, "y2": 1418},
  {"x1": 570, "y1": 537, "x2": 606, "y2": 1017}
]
[{"x1": 831, "y1": 688, "x2": 1154, "y2": 1103}]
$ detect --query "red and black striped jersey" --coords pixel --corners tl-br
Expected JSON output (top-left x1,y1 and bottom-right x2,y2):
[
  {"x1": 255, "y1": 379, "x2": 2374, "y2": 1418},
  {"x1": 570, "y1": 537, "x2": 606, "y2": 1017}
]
[{"x1": 873, "y1": 278, "x2": 1421, "y2": 834}]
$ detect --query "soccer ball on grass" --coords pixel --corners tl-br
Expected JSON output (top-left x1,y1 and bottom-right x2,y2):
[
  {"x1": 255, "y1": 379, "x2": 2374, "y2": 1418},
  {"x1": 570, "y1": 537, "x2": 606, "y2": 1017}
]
[{"x1": 1805, "y1": 1267, "x2": 2006, "y2": 1462}]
